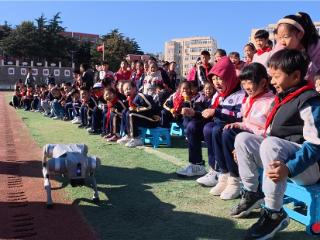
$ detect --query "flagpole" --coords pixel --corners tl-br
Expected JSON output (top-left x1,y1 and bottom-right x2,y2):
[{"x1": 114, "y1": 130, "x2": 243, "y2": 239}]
[{"x1": 102, "y1": 43, "x2": 105, "y2": 61}]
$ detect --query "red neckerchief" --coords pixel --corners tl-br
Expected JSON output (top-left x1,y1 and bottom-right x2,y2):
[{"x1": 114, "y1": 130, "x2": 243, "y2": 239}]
[
  {"x1": 202, "y1": 63, "x2": 211, "y2": 77},
  {"x1": 127, "y1": 94, "x2": 136, "y2": 108},
  {"x1": 256, "y1": 47, "x2": 271, "y2": 56},
  {"x1": 243, "y1": 91, "x2": 268, "y2": 118},
  {"x1": 264, "y1": 85, "x2": 314, "y2": 135},
  {"x1": 135, "y1": 70, "x2": 144, "y2": 81},
  {"x1": 105, "y1": 97, "x2": 119, "y2": 129},
  {"x1": 173, "y1": 93, "x2": 185, "y2": 113},
  {"x1": 27, "y1": 89, "x2": 32, "y2": 97},
  {"x1": 211, "y1": 93, "x2": 225, "y2": 109}
]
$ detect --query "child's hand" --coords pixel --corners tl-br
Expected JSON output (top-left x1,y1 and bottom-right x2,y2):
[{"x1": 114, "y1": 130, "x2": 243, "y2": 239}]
[
  {"x1": 265, "y1": 160, "x2": 289, "y2": 182},
  {"x1": 172, "y1": 112, "x2": 178, "y2": 118},
  {"x1": 129, "y1": 106, "x2": 136, "y2": 111},
  {"x1": 224, "y1": 123, "x2": 241, "y2": 130},
  {"x1": 232, "y1": 150, "x2": 238, "y2": 165},
  {"x1": 181, "y1": 107, "x2": 195, "y2": 117},
  {"x1": 202, "y1": 109, "x2": 215, "y2": 118}
]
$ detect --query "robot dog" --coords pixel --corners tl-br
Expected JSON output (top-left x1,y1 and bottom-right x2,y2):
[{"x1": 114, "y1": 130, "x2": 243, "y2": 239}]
[{"x1": 42, "y1": 144, "x2": 101, "y2": 208}]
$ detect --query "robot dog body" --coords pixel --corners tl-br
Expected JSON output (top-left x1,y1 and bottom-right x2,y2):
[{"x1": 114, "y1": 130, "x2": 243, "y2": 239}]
[{"x1": 42, "y1": 144, "x2": 100, "y2": 208}]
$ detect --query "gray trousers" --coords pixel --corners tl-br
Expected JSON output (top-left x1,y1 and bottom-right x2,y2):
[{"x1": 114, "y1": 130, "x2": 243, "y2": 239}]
[
  {"x1": 235, "y1": 132, "x2": 320, "y2": 211},
  {"x1": 41, "y1": 99, "x2": 51, "y2": 114}
]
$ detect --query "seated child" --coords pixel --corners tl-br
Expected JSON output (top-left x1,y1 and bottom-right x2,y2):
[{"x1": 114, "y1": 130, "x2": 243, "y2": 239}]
[
  {"x1": 22, "y1": 85, "x2": 34, "y2": 111},
  {"x1": 78, "y1": 87, "x2": 97, "y2": 128},
  {"x1": 252, "y1": 29, "x2": 272, "y2": 68},
  {"x1": 31, "y1": 85, "x2": 41, "y2": 111},
  {"x1": 161, "y1": 81, "x2": 192, "y2": 129},
  {"x1": 181, "y1": 81, "x2": 215, "y2": 136},
  {"x1": 103, "y1": 87, "x2": 127, "y2": 142},
  {"x1": 228, "y1": 51, "x2": 245, "y2": 77},
  {"x1": 231, "y1": 49, "x2": 320, "y2": 240},
  {"x1": 176, "y1": 57, "x2": 245, "y2": 180},
  {"x1": 182, "y1": 81, "x2": 215, "y2": 120},
  {"x1": 10, "y1": 87, "x2": 21, "y2": 108},
  {"x1": 88, "y1": 83, "x2": 106, "y2": 135},
  {"x1": 60, "y1": 82, "x2": 74, "y2": 120},
  {"x1": 51, "y1": 87, "x2": 65, "y2": 119},
  {"x1": 70, "y1": 89, "x2": 82, "y2": 124},
  {"x1": 211, "y1": 63, "x2": 274, "y2": 200},
  {"x1": 142, "y1": 62, "x2": 163, "y2": 95},
  {"x1": 117, "y1": 81, "x2": 160, "y2": 148},
  {"x1": 154, "y1": 83, "x2": 171, "y2": 112},
  {"x1": 41, "y1": 83, "x2": 55, "y2": 116}
]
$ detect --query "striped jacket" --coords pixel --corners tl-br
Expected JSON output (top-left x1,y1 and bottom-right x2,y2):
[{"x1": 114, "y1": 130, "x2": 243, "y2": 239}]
[{"x1": 213, "y1": 89, "x2": 246, "y2": 123}]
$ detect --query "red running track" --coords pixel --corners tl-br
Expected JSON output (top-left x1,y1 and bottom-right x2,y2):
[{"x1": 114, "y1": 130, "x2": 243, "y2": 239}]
[{"x1": 0, "y1": 92, "x2": 98, "y2": 240}]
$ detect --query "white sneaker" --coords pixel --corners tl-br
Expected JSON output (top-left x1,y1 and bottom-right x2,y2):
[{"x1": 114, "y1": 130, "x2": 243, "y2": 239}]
[
  {"x1": 220, "y1": 176, "x2": 241, "y2": 200},
  {"x1": 52, "y1": 116, "x2": 62, "y2": 120},
  {"x1": 125, "y1": 138, "x2": 144, "y2": 148},
  {"x1": 117, "y1": 135, "x2": 131, "y2": 145},
  {"x1": 72, "y1": 117, "x2": 81, "y2": 124},
  {"x1": 196, "y1": 169, "x2": 219, "y2": 187},
  {"x1": 176, "y1": 164, "x2": 207, "y2": 177},
  {"x1": 209, "y1": 173, "x2": 229, "y2": 196}
]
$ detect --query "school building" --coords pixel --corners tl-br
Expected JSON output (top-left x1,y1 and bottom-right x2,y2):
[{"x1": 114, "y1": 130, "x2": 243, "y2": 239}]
[
  {"x1": 0, "y1": 60, "x2": 73, "y2": 90},
  {"x1": 59, "y1": 31, "x2": 99, "y2": 43},
  {"x1": 164, "y1": 36, "x2": 217, "y2": 79}
]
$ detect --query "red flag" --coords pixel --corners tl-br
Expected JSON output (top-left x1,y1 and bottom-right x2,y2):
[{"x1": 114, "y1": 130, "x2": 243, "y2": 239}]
[{"x1": 96, "y1": 44, "x2": 104, "y2": 52}]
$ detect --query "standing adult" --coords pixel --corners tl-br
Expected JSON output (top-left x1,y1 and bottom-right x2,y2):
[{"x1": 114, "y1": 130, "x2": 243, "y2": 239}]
[
  {"x1": 25, "y1": 68, "x2": 35, "y2": 87},
  {"x1": 80, "y1": 63, "x2": 94, "y2": 89}
]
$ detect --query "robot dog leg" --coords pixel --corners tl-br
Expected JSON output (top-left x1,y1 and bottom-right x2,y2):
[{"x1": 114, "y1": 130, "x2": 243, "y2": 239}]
[{"x1": 42, "y1": 144, "x2": 101, "y2": 208}]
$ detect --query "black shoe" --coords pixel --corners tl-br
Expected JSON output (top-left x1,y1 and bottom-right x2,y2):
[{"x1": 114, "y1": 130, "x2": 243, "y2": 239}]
[
  {"x1": 88, "y1": 129, "x2": 101, "y2": 135},
  {"x1": 245, "y1": 208, "x2": 289, "y2": 240},
  {"x1": 78, "y1": 124, "x2": 86, "y2": 128},
  {"x1": 230, "y1": 189, "x2": 264, "y2": 218}
]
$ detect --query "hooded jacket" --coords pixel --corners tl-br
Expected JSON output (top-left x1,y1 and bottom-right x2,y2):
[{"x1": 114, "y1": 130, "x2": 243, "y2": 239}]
[{"x1": 207, "y1": 57, "x2": 245, "y2": 123}]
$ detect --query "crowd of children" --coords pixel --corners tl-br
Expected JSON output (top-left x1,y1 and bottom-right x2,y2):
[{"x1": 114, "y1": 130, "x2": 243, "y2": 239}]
[{"x1": 9, "y1": 11, "x2": 320, "y2": 240}]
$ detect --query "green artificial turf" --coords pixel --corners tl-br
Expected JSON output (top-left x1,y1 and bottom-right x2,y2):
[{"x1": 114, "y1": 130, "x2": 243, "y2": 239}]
[{"x1": 13, "y1": 102, "x2": 316, "y2": 240}]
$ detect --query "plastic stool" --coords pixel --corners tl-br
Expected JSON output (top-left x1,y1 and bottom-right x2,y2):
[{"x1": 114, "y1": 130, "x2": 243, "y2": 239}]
[
  {"x1": 170, "y1": 122, "x2": 184, "y2": 137},
  {"x1": 284, "y1": 181, "x2": 320, "y2": 235},
  {"x1": 139, "y1": 127, "x2": 171, "y2": 148}
]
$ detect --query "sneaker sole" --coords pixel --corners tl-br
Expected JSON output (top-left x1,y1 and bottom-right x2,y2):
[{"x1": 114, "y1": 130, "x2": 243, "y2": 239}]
[
  {"x1": 196, "y1": 180, "x2": 217, "y2": 187},
  {"x1": 231, "y1": 199, "x2": 264, "y2": 218},
  {"x1": 253, "y1": 216, "x2": 289, "y2": 240},
  {"x1": 176, "y1": 172, "x2": 207, "y2": 178}
]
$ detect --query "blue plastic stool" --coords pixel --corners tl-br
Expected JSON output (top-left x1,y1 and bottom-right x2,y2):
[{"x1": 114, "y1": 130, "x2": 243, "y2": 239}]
[
  {"x1": 139, "y1": 127, "x2": 171, "y2": 148},
  {"x1": 170, "y1": 122, "x2": 184, "y2": 137},
  {"x1": 284, "y1": 181, "x2": 320, "y2": 235}
]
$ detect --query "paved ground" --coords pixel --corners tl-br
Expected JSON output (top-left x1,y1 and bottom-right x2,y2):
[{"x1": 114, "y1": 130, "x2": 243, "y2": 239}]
[{"x1": 0, "y1": 92, "x2": 97, "y2": 240}]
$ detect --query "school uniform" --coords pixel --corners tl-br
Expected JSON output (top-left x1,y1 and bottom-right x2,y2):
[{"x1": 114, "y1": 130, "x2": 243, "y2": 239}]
[
  {"x1": 80, "y1": 97, "x2": 97, "y2": 127},
  {"x1": 31, "y1": 91, "x2": 41, "y2": 111},
  {"x1": 185, "y1": 92, "x2": 214, "y2": 165},
  {"x1": 219, "y1": 91, "x2": 274, "y2": 177},
  {"x1": 12, "y1": 92, "x2": 21, "y2": 108},
  {"x1": 90, "y1": 96, "x2": 106, "y2": 132},
  {"x1": 22, "y1": 89, "x2": 34, "y2": 110},
  {"x1": 121, "y1": 93, "x2": 160, "y2": 138},
  {"x1": 105, "y1": 98, "x2": 126, "y2": 135},
  {"x1": 236, "y1": 81, "x2": 320, "y2": 215},
  {"x1": 160, "y1": 92, "x2": 192, "y2": 128}
]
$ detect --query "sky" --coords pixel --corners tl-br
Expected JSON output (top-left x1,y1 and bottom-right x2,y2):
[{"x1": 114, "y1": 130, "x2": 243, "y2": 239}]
[{"x1": 1, "y1": 1, "x2": 320, "y2": 57}]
